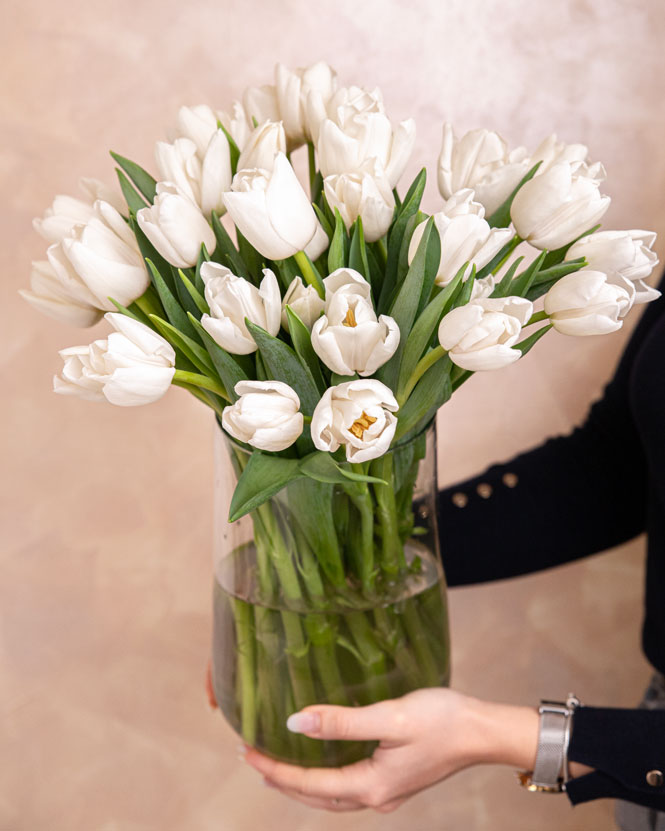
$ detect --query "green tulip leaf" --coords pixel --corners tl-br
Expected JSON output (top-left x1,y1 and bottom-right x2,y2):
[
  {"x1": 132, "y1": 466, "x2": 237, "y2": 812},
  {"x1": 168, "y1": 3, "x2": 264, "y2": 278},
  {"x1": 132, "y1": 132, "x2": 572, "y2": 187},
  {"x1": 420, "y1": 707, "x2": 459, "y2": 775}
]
[
  {"x1": 145, "y1": 259, "x2": 198, "y2": 340},
  {"x1": 379, "y1": 168, "x2": 426, "y2": 310},
  {"x1": 299, "y1": 452, "x2": 387, "y2": 485},
  {"x1": 115, "y1": 169, "x2": 148, "y2": 216},
  {"x1": 349, "y1": 217, "x2": 370, "y2": 284},
  {"x1": 328, "y1": 209, "x2": 348, "y2": 273},
  {"x1": 245, "y1": 320, "x2": 321, "y2": 416},
  {"x1": 228, "y1": 453, "x2": 303, "y2": 522},
  {"x1": 110, "y1": 151, "x2": 157, "y2": 203},
  {"x1": 486, "y1": 161, "x2": 541, "y2": 229},
  {"x1": 285, "y1": 306, "x2": 327, "y2": 393},
  {"x1": 210, "y1": 211, "x2": 249, "y2": 278},
  {"x1": 186, "y1": 313, "x2": 249, "y2": 402}
]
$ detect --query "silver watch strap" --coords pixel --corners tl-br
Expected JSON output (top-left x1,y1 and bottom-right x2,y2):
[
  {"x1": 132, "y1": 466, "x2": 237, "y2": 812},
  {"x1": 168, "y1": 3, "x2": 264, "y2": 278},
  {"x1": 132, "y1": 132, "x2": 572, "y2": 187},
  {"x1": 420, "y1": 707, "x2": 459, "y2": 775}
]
[{"x1": 531, "y1": 695, "x2": 579, "y2": 790}]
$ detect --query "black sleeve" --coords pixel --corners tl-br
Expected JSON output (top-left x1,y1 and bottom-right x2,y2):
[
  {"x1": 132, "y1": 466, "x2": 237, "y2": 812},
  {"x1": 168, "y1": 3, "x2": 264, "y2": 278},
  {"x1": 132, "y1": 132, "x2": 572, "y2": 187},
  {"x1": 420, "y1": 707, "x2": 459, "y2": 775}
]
[
  {"x1": 436, "y1": 272, "x2": 665, "y2": 587},
  {"x1": 565, "y1": 705, "x2": 665, "y2": 811}
]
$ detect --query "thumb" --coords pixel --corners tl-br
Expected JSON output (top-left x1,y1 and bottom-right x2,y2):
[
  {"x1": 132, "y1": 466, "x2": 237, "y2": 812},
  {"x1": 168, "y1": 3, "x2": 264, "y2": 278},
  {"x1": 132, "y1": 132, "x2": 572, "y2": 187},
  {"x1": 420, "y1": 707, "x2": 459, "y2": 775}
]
[{"x1": 286, "y1": 699, "x2": 404, "y2": 743}]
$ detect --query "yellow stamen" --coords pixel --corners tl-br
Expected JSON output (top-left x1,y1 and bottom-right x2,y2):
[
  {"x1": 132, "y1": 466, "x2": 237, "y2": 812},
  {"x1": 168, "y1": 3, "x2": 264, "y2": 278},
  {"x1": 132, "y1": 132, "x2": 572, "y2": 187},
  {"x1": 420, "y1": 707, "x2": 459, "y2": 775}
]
[
  {"x1": 349, "y1": 411, "x2": 377, "y2": 439},
  {"x1": 342, "y1": 307, "x2": 357, "y2": 327}
]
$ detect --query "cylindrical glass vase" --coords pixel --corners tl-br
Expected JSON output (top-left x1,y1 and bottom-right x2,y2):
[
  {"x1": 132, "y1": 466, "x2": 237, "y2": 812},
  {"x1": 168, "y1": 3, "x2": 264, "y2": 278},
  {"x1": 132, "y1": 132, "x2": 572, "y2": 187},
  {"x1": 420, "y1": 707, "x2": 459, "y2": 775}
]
[{"x1": 211, "y1": 423, "x2": 450, "y2": 767}]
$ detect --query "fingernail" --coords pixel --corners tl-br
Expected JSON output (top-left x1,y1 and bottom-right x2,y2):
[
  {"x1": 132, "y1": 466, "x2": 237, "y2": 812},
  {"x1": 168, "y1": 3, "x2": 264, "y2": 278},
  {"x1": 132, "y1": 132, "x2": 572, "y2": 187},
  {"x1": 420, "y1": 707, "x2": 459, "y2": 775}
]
[
  {"x1": 237, "y1": 743, "x2": 247, "y2": 761},
  {"x1": 286, "y1": 712, "x2": 320, "y2": 734}
]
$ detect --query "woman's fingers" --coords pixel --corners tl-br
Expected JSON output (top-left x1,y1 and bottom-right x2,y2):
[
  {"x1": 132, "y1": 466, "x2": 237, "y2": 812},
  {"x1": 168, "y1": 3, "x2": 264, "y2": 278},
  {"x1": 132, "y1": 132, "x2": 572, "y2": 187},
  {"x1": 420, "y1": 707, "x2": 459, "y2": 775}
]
[
  {"x1": 285, "y1": 699, "x2": 406, "y2": 743},
  {"x1": 244, "y1": 748, "x2": 377, "y2": 803},
  {"x1": 263, "y1": 779, "x2": 362, "y2": 812}
]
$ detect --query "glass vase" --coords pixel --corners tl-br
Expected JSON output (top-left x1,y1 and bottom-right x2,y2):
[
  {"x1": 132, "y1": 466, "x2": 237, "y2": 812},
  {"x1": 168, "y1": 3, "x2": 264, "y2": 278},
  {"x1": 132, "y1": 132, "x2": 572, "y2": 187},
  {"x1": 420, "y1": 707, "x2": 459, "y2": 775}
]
[{"x1": 210, "y1": 422, "x2": 450, "y2": 767}]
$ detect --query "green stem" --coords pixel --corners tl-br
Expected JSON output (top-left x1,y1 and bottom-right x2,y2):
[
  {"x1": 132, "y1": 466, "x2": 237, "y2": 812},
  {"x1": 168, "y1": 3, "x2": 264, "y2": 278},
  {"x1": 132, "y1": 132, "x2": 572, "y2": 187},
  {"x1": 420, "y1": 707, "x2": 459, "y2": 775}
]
[
  {"x1": 525, "y1": 310, "x2": 548, "y2": 326},
  {"x1": 172, "y1": 369, "x2": 228, "y2": 398},
  {"x1": 294, "y1": 250, "x2": 325, "y2": 298},
  {"x1": 307, "y1": 142, "x2": 317, "y2": 196},
  {"x1": 232, "y1": 597, "x2": 257, "y2": 745},
  {"x1": 134, "y1": 286, "x2": 164, "y2": 318},
  {"x1": 345, "y1": 483, "x2": 375, "y2": 592},
  {"x1": 402, "y1": 598, "x2": 442, "y2": 687},
  {"x1": 492, "y1": 235, "x2": 522, "y2": 275},
  {"x1": 370, "y1": 454, "x2": 405, "y2": 576},
  {"x1": 375, "y1": 238, "x2": 388, "y2": 268},
  {"x1": 398, "y1": 345, "x2": 447, "y2": 406},
  {"x1": 345, "y1": 612, "x2": 391, "y2": 702}
]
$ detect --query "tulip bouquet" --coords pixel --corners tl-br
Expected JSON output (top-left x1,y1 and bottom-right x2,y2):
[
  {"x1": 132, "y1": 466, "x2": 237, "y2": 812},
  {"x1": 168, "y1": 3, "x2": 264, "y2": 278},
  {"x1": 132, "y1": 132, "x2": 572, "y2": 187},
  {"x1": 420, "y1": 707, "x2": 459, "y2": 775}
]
[{"x1": 24, "y1": 61, "x2": 659, "y2": 768}]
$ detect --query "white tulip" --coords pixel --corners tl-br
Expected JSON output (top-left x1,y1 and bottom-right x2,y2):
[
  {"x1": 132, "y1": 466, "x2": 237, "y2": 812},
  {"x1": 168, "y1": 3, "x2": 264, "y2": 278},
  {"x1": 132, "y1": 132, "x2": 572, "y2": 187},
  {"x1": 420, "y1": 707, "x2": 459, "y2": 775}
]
[
  {"x1": 222, "y1": 380, "x2": 303, "y2": 451},
  {"x1": 137, "y1": 182, "x2": 216, "y2": 268},
  {"x1": 530, "y1": 134, "x2": 590, "y2": 175},
  {"x1": 33, "y1": 178, "x2": 125, "y2": 244},
  {"x1": 200, "y1": 263, "x2": 281, "y2": 354},
  {"x1": 311, "y1": 379, "x2": 398, "y2": 462},
  {"x1": 155, "y1": 132, "x2": 232, "y2": 217},
  {"x1": 304, "y1": 221, "x2": 330, "y2": 261},
  {"x1": 175, "y1": 103, "x2": 250, "y2": 155},
  {"x1": 322, "y1": 267, "x2": 372, "y2": 307},
  {"x1": 243, "y1": 84, "x2": 280, "y2": 131},
  {"x1": 275, "y1": 61, "x2": 337, "y2": 149},
  {"x1": 53, "y1": 313, "x2": 176, "y2": 406},
  {"x1": 408, "y1": 191, "x2": 513, "y2": 285},
  {"x1": 316, "y1": 88, "x2": 416, "y2": 189},
  {"x1": 544, "y1": 270, "x2": 631, "y2": 336},
  {"x1": 437, "y1": 123, "x2": 530, "y2": 216},
  {"x1": 307, "y1": 85, "x2": 386, "y2": 144},
  {"x1": 61, "y1": 200, "x2": 148, "y2": 310},
  {"x1": 281, "y1": 276, "x2": 325, "y2": 331},
  {"x1": 19, "y1": 258, "x2": 103, "y2": 327},
  {"x1": 323, "y1": 163, "x2": 395, "y2": 242},
  {"x1": 311, "y1": 281, "x2": 399, "y2": 376},
  {"x1": 236, "y1": 120, "x2": 286, "y2": 174},
  {"x1": 438, "y1": 296, "x2": 533, "y2": 371},
  {"x1": 510, "y1": 161, "x2": 610, "y2": 251},
  {"x1": 223, "y1": 153, "x2": 319, "y2": 261},
  {"x1": 566, "y1": 230, "x2": 660, "y2": 309}
]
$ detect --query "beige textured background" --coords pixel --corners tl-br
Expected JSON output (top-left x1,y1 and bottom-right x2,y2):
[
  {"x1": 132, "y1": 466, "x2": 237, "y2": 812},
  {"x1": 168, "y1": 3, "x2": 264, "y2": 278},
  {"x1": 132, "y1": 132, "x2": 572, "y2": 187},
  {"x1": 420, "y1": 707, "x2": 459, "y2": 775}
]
[{"x1": 2, "y1": 0, "x2": 665, "y2": 829}]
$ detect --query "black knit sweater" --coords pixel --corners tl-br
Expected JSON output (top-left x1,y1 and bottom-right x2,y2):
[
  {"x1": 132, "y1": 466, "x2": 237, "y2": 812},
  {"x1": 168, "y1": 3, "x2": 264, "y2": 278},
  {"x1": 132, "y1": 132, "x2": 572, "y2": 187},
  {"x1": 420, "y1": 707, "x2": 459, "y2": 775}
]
[{"x1": 437, "y1": 271, "x2": 665, "y2": 810}]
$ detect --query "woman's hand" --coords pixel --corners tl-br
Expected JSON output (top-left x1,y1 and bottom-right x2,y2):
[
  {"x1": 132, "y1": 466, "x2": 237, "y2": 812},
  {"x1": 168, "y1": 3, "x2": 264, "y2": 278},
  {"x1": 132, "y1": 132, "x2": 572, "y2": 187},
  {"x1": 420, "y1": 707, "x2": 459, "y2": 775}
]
[{"x1": 242, "y1": 688, "x2": 541, "y2": 813}]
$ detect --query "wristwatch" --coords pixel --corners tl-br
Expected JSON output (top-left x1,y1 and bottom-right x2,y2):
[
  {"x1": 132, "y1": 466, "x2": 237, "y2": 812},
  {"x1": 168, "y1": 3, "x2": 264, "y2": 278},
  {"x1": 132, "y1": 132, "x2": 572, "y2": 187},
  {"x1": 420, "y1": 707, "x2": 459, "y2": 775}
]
[{"x1": 518, "y1": 693, "x2": 581, "y2": 793}]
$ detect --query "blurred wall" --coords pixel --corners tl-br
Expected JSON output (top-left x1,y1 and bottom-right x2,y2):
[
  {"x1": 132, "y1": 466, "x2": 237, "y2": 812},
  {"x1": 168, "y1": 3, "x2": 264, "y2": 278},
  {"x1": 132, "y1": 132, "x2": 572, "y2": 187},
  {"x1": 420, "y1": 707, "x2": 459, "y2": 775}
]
[{"x1": 2, "y1": 1, "x2": 664, "y2": 829}]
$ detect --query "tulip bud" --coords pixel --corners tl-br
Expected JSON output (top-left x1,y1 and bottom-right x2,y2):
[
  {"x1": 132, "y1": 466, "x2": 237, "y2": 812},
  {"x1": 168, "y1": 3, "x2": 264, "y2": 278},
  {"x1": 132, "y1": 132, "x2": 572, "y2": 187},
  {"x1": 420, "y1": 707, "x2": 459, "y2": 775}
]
[
  {"x1": 566, "y1": 230, "x2": 660, "y2": 309},
  {"x1": 223, "y1": 153, "x2": 319, "y2": 261},
  {"x1": 236, "y1": 120, "x2": 286, "y2": 174},
  {"x1": 510, "y1": 161, "x2": 610, "y2": 251},
  {"x1": 33, "y1": 178, "x2": 125, "y2": 244},
  {"x1": 275, "y1": 61, "x2": 337, "y2": 149},
  {"x1": 530, "y1": 134, "x2": 590, "y2": 175},
  {"x1": 155, "y1": 132, "x2": 232, "y2": 218},
  {"x1": 222, "y1": 380, "x2": 303, "y2": 451},
  {"x1": 311, "y1": 281, "x2": 399, "y2": 376},
  {"x1": 311, "y1": 379, "x2": 398, "y2": 463},
  {"x1": 323, "y1": 164, "x2": 395, "y2": 242},
  {"x1": 438, "y1": 296, "x2": 533, "y2": 370},
  {"x1": 243, "y1": 84, "x2": 280, "y2": 131},
  {"x1": 53, "y1": 313, "x2": 176, "y2": 405},
  {"x1": 137, "y1": 183, "x2": 216, "y2": 268},
  {"x1": 437, "y1": 123, "x2": 530, "y2": 216},
  {"x1": 61, "y1": 200, "x2": 149, "y2": 310},
  {"x1": 316, "y1": 96, "x2": 416, "y2": 189},
  {"x1": 19, "y1": 258, "x2": 103, "y2": 327},
  {"x1": 200, "y1": 263, "x2": 281, "y2": 354},
  {"x1": 544, "y1": 270, "x2": 631, "y2": 336},
  {"x1": 175, "y1": 103, "x2": 251, "y2": 155},
  {"x1": 408, "y1": 191, "x2": 513, "y2": 285},
  {"x1": 281, "y1": 276, "x2": 325, "y2": 331}
]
